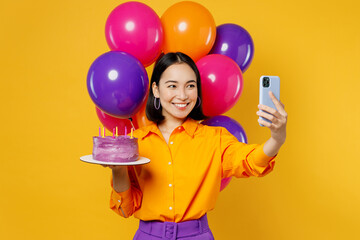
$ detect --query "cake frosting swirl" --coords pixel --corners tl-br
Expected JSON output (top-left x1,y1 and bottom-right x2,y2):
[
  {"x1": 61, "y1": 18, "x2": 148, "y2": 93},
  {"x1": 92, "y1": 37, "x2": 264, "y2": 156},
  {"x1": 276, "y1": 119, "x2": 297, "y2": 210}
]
[{"x1": 92, "y1": 136, "x2": 139, "y2": 163}]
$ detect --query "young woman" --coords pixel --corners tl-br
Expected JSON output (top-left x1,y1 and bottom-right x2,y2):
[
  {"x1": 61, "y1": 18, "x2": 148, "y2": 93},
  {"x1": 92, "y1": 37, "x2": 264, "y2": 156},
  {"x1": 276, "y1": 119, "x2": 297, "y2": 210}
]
[{"x1": 103, "y1": 52, "x2": 287, "y2": 239}]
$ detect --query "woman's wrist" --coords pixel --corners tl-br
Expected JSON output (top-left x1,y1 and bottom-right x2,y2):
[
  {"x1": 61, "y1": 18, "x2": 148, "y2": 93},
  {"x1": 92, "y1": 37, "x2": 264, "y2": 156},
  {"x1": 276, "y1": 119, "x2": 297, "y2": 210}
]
[
  {"x1": 263, "y1": 137, "x2": 284, "y2": 157},
  {"x1": 270, "y1": 136, "x2": 285, "y2": 146},
  {"x1": 112, "y1": 167, "x2": 130, "y2": 193}
]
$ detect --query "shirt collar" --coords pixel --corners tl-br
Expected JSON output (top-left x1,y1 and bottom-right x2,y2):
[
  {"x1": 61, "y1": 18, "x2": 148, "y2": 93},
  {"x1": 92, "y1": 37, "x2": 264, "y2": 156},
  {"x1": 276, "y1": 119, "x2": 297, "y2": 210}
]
[
  {"x1": 181, "y1": 118, "x2": 199, "y2": 137},
  {"x1": 136, "y1": 118, "x2": 199, "y2": 140}
]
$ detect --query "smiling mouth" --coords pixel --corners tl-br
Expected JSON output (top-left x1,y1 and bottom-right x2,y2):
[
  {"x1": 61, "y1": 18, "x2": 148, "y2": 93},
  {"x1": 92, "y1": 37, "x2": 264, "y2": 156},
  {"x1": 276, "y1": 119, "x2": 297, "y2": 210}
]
[{"x1": 172, "y1": 103, "x2": 189, "y2": 108}]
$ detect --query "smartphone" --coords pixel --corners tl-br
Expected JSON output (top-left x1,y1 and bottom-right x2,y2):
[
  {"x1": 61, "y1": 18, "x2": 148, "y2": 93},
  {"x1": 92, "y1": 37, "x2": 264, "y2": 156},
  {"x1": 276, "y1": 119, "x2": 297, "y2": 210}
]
[{"x1": 259, "y1": 76, "x2": 280, "y2": 126}]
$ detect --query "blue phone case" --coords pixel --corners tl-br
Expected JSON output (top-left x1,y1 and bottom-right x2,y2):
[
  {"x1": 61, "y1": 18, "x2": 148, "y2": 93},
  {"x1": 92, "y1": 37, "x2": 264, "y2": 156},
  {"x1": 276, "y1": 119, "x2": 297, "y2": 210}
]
[{"x1": 259, "y1": 76, "x2": 280, "y2": 126}]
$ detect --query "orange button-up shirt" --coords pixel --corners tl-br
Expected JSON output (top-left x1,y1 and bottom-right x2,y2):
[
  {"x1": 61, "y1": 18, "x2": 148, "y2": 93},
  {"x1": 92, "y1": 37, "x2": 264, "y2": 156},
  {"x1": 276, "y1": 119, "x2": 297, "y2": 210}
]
[{"x1": 110, "y1": 118, "x2": 276, "y2": 223}]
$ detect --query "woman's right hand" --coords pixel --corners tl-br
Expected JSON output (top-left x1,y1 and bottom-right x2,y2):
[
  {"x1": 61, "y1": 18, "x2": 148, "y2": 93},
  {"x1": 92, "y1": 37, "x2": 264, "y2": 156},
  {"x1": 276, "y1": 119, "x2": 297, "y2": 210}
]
[{"x1": 101, "y1": 164, "x2": 128, "y2": 173}]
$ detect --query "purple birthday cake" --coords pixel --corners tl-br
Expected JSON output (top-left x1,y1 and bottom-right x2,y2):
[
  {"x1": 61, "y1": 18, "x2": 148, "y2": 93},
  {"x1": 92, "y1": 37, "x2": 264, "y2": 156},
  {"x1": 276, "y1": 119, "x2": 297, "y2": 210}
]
[{"x1": 92, "y1": 136, "x2": 139, "y2": 163}]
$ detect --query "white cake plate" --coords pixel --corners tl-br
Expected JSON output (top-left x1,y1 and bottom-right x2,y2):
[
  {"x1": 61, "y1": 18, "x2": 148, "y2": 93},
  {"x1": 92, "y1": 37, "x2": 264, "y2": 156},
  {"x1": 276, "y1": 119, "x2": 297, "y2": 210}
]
[{"x1": 80, "y1": 155, "x2": 150, "y2": 166}]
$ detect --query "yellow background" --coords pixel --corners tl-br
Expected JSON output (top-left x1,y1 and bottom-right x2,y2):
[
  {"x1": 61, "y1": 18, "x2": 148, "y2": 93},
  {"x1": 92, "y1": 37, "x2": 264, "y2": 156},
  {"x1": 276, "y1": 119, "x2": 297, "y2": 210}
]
[{"x1": 1, "y1": 0, "x2": 359, "y2": 239}]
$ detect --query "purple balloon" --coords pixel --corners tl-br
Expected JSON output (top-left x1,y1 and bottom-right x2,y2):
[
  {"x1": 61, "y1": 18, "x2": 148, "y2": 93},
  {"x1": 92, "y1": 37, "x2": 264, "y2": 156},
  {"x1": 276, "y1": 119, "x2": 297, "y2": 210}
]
[
  {"x1": 210, "y1": 23, "x2": 254, "y2": 73},
  {"x1": 202, "y1": 115, "x2": 247, "y2": 143},
  {"x1": 87, "y1": 51, "x2": 149, "y2": 118}
]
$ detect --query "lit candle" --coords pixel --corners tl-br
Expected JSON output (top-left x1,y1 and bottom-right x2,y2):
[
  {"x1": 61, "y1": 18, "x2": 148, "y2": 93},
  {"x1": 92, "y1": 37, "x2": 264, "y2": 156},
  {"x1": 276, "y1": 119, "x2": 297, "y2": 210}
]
[
  {"x1": 131, "y1": 128, "x2": 133, "y2": 138},
  {"x1": 116, "y1": 126, "x2": 118, "y2": 137},
  {"x1": 99, "y1": 126, "x2": 101, "y2": 137},
  {"x1": 113, "y1": 128, "x2": 115, "y2": 138},
  {"x1": 125, "y1": 127, "x2": 127, "y2": 136},
  {"x1": 103, "y1": 127, "x2": 106, "y2": 138}
]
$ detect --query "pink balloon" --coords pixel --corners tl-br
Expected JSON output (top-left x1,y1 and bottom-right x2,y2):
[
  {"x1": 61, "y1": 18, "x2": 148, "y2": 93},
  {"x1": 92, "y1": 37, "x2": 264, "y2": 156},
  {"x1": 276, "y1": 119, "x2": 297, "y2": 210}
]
[
  {"x1": 105, "y1": 2, "x2": 163, "y2": 67},
  {"x1": 96, "y1": 107, "x2": 138, "y2": 134},
  {"x1": 196, "y1": 54, "x2": 243, "y2": 116}
]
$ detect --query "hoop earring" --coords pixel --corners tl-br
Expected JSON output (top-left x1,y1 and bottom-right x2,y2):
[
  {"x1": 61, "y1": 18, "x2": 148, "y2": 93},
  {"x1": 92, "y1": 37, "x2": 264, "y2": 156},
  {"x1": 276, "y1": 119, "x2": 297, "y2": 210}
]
[
  {"x1": 196, "y1": 96, "x2": 201, "y2": 108},
  {"x1": 154, "y1": 97, "x2": 161, "y2": 110}
]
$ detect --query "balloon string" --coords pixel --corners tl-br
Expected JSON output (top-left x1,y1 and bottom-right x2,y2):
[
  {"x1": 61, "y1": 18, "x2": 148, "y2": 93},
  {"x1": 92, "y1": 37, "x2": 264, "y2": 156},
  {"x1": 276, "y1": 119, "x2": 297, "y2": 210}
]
[{"x1": 128, "y1": 117, "x2": 136, "y2": 130}]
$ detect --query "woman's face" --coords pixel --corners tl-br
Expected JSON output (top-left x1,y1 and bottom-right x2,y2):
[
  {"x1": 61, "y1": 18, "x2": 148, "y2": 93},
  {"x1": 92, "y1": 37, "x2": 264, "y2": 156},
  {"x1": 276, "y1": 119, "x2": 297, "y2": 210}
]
[{"x1": 153, "y1": 63, "x2": 198, "y2": 122}]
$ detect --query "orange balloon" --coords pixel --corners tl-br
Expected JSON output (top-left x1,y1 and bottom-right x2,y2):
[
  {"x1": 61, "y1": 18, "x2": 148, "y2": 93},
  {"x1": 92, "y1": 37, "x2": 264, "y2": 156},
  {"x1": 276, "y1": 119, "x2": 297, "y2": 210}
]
[
  {"x1": 161, "y1": 1, "x2": 216, "y2": 62},
  {"x1": 133, "y1": 100, "x2": 152, "y2": 128}
]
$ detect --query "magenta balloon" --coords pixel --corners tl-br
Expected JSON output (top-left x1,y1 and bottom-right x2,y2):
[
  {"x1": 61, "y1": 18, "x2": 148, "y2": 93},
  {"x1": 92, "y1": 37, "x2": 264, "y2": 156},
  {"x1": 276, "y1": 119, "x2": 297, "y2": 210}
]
[
  {"x1": 220, "y1": 178, "x2": 231, "y2": 192},
  {"x1": 105, "y1": 2, "x2": 163, "y2": 67},
  {"x1": 202, "y1": 115, "x2": 248, "y2": 191},
  {"x1": 95, "y1": 107, "x2": 136, "y2": 134},
  {"x1": 87, "y1": 51, "x2": 149, "y2": 118},
  {"x1": 210, "y1": 24, "x2": 254, "y2": 72},
  {"x1": 196, "y1": 54, "x2": 243, "y2": 116}
]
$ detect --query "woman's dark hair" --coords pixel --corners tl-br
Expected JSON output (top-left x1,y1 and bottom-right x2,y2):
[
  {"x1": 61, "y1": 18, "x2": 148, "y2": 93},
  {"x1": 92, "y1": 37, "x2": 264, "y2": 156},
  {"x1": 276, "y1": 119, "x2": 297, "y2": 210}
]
[{"x1": 146, "y1": 52, "x2": 207, "y2": 123}]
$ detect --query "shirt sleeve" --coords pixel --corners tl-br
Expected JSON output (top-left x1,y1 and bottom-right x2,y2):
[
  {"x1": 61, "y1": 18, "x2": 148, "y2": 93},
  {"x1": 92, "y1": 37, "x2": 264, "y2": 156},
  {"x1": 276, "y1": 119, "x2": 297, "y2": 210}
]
[
  {"x1": 220, "y1": 127, "x2": 276, "y2": 178},
  {"x1": 109, "y1": 166, "x2": 142, "y2": 218}
]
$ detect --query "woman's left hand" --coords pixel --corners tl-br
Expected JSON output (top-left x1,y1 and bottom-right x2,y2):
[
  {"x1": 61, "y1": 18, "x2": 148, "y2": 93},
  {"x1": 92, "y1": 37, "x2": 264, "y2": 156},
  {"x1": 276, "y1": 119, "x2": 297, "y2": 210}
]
[{"x1": 257, "y1": 91, "x2": 287, "y2": 145}]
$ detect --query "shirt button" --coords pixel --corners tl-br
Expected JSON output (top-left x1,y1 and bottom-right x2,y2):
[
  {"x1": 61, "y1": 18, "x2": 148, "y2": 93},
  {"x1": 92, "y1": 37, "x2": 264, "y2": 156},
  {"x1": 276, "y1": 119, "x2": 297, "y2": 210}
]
[
  {"x1": 169, "y1": 206, "x2": 173, "y2": 210},
  {"x1": 118, "y1": 200, "x2": 121, "y2": 203},
  {"x1": 169, "y1": 184, "x2": 172, "y2": 187},
  {"x1": 170, "y1": 141, "x2": 173, "y2": 144},
  {"x1": 178, "y1": 127, "x2": 181, "y2": 130},
  {"x1": 168, "y1": 162, "x2": 172, "y2": 165}
]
